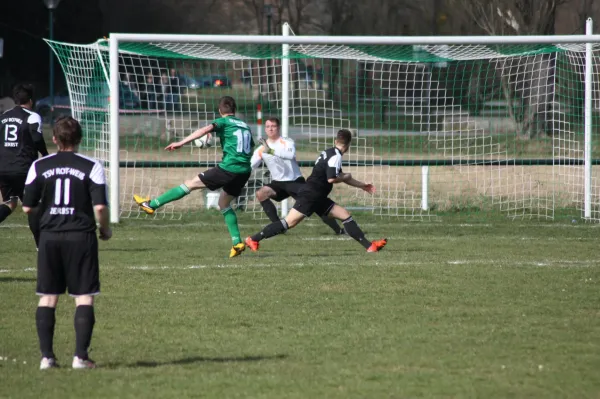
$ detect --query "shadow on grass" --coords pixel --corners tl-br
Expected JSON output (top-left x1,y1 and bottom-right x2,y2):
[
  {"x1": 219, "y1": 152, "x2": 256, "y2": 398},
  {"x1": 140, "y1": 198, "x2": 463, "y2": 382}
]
[
  {"x1": 105, "y1": 354, "x2": 287, "y2": 369},
  {"x1": 0, "y1": 276, "x2": 36, "y2": 283}
]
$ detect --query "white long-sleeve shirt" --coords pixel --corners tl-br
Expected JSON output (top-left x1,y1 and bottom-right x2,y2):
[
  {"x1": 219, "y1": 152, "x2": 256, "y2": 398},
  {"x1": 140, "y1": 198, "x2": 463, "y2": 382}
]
[{"x1": 251, "y1": 137, "x2": 303, "y2": 181}]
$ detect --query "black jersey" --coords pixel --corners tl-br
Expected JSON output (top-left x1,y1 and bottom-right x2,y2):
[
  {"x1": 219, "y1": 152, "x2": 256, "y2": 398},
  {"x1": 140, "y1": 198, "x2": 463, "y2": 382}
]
[
  {"x1": 305, "y1": 147, "x2": 343, "y2": 196},
  {"x1": 0, "y1": 106, "x2": 44, "y2": 174},
  {"x1": 22, "y1": 152, "x2": 108, "y2": 233}
]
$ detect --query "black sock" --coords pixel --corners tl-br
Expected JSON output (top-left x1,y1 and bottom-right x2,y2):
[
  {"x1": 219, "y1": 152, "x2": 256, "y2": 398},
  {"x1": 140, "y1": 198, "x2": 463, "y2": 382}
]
[
  {"x1": 28, "y1": 210, "x2": 40, "y2": 248},
  {"x1": 74, "y1": 305, "x2": 95, "y2": 359},
  {"x1": 260, "y1": 199, "x2": 280, "y2": 223},
  {"x1": 320, "y1": 215, "x2": 344, "y2": 234},
  {"x1": 36, "y1": 307, "x2": 56, "y2": 359},
  {"x1": 251, "y1": 219, "x2": 288, "y2": 242},
  {"x1": 0, "y1": 204, "x2": 12, "y2": 224},
  {"x1": 342, "y1": 217, "x2": 371, "y2": 249}
]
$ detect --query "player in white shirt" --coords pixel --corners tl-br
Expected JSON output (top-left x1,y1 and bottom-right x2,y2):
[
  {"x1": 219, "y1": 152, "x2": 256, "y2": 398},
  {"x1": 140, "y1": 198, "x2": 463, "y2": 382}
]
[{"x1": 251, "y1": 117, "x2": 344, "y2": 235}]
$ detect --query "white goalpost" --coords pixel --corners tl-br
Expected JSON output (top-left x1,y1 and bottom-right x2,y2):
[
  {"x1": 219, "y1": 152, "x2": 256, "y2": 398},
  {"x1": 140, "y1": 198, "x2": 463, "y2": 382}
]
[{"x1": 46, "y1": 22, "x2": 600, "y2": 224}]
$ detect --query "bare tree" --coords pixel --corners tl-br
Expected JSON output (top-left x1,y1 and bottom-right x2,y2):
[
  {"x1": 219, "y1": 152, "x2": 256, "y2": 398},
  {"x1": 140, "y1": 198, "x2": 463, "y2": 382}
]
[
  {"x1": 450, "y1": 0, "x2": 564, "y2": 35},
  {"x1": 449, "y1": 0, "x2": 568, "y2": 138},
  {"x1": 242, "y1": 0, "x2": 269, "y2": 34},
  {"x1": 575, "y1": 0, "x2": 596, "y2": 30}
]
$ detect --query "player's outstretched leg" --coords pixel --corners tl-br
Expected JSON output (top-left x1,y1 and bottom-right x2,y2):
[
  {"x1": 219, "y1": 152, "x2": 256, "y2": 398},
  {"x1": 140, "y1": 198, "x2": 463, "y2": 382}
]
[
  {"x1": 36, "y1": 296, "x2": 59, "y2": 370},
  {"x1": 134, "y1": 183, "x2": 191, "y2": 215},
  {"x1": 245, "y1": 209, "x2": 305, "y2": 251},
  {"x1": 72, "y1": 298, "x2": 96, "y2": 369},
  {"x1": 329, "y1": 205, "x2": 387, "y2": 252},
  {"x1": 219, "y1": 192, "x2": 246, "y2": 258},
  {"x1": 319, "y1": 215, "x2": 345, "y2": 235}
]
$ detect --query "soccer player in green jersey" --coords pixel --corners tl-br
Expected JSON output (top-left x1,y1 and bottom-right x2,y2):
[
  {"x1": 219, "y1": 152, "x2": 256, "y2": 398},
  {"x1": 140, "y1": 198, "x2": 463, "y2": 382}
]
[{"x1": 134, "y1": 96, "x2": 255, "y2": 258}]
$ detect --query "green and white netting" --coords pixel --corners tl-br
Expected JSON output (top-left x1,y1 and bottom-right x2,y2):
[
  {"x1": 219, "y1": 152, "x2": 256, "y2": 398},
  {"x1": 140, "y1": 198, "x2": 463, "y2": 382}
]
[{"x1": 46, "y1": 36, "x2": 600, "y2": 222}]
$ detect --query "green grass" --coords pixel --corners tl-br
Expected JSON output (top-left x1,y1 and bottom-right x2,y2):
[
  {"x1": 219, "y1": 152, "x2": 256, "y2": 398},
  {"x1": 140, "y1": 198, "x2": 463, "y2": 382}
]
[{"x1": 1, "y1": 212, "x2": 600, "y2": 398}]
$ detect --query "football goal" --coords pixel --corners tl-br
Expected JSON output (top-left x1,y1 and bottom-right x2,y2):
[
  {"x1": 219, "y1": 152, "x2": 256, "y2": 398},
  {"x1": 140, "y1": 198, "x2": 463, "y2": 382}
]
[{"x1": 46, "y1": 20, "x2": 600, "y2": 223}]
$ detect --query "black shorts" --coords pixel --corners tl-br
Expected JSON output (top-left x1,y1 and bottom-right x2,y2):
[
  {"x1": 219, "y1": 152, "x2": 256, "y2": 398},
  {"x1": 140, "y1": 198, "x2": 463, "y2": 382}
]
[
  {"x1": 266, "y1": 177, "x2": 306, "y2": 202},
  {"x1": 0, "y1": 174, "x2": 27, "y2": 202},
  {"x1": 37, "y1": 231, "x2": 100, "y2": 297},
  {"x1": 199, "y1": 166, "x2": 251, "y2": 197},
  {"x1": 292, "y1": 189, "x2": 336, "y2": 217}
]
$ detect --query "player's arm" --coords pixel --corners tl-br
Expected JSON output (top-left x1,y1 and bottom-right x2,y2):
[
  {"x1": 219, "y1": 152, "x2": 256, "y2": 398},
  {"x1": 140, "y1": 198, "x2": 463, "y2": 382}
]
[
  {"x1": 28, "y1": 113, "x2": 49, "y2": 157},
  {"x1": 260, "y1": 138, "x2": 296, "y2": 160},
  {"x1": 165, "y1": 123, "x2": 215, "y2": 151},
  {"x1": 325, "y1": 154, "x2": 375, "y2": 193},
  {"x1": 89, "y1": 161, "x2": 112, "y2": 240},
  {"x1": 250, "y1": 146, "x2": 264, "y2": 170},
  {"x1": 22, "y1": 162, "x2": 43, "y2": 213},
  {"x1": 329, "y1": 172, "x2": 375, "y2": 193}
]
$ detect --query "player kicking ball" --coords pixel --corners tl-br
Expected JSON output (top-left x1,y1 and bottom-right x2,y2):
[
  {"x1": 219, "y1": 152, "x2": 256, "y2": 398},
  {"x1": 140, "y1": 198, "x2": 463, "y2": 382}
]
[
  {"x1": 133, "y1": 96, "x2": 254, "y2": 258},
  {"x1": 245, "y1": 129, "x2": 387, "y2": 253},
  {"x1": 250, "y1": 116, "x2": 344, "y2": 235}
]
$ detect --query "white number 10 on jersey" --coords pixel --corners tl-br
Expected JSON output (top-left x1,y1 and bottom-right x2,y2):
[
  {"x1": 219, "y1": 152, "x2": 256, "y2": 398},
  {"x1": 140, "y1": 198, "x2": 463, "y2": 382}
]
[{"x1": 234, "y1": 129, "x2": 252, "y2": 154}]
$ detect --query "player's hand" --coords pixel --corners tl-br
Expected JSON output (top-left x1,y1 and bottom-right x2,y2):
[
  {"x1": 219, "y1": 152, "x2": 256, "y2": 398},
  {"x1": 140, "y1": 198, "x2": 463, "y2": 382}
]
[
  {"x1": 362, "y1": 183, "x2": 376, "y2": 194},
  {"x1": 259, "y1": 138, "x2": 274, "y2": 155},
  {"x1": 99, "y1": 227, "x2": 112, "y2": 241},
  {"x1": 165, "y1": 141, "x2": 183, "y2": 151}
]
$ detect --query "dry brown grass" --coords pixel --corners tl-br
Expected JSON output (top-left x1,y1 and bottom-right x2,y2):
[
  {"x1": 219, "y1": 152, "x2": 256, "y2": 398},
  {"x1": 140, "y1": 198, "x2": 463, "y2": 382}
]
[
  {"x1": 108, "y1": 161, "x2": 597, "y2": 218},
  {"x1": 81, "y1": 131, "x2": 599, "y2": 218}
]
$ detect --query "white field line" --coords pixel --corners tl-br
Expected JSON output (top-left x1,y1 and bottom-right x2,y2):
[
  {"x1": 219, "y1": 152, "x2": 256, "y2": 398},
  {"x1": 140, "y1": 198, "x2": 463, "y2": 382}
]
[
  {"x1": 1, "y1": 259, "x2": 598, "y2": 275},
  {"x1": 2, "y1": 233, "x2": 598, "y2": 243}
]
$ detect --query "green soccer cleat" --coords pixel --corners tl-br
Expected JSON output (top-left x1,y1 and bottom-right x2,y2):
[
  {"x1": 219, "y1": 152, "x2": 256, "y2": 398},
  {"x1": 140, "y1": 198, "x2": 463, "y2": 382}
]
[{"x1": 134, "y1": 194, "x2": 155, "y2": 215}]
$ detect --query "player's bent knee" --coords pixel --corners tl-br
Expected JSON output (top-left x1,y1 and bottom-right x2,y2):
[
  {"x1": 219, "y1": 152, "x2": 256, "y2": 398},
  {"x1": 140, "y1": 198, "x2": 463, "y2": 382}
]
[
  {"x1": 255, "y1": 187, "x2": 272, "y2": 202},
  {"x1": 328, "y1": 204, "x2": 350, "y2": 220},
  {"x1": 74, "y1": 295, "x2": 94, "y2": 307},
  {"x1": 284, "y1": 209, "x2": 305, "y2": 228},
  {"x1": 38, "y1": 295, "x2": 59, "y2": 308},
  {"x1": 218, "y1": 192, "x2": 236, "y2": 209},
  {"x1": 184, "y1": 176, "x2": 205, "y2": 191},
  {"x1": 255, "y1": 188, "x2": 267, "y2": 202}
]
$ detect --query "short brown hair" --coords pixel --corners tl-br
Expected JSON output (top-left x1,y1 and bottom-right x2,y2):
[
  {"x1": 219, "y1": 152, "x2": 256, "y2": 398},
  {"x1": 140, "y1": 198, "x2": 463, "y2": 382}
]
[
  {"x1": 336, "y1": 129, "x2": 352, "y2": 146},
  {"x1": 218, "y1": 96, "x2": 236, "y2": 114},
  {"x1": 53, "y1": 116, "x2": 82, "y2": 148},
  {"x1": 13, "y1": 84, "x2": 34, "y2": 105},
  {"x1": 265, "y1": 117, "x2": 280, "y2": 126}
]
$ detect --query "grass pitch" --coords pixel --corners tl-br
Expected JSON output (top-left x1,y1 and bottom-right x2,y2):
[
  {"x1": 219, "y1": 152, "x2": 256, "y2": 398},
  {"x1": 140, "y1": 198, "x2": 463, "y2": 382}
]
[{"x1": 1, "y1": 212, "x2": 600, "y2": 398}]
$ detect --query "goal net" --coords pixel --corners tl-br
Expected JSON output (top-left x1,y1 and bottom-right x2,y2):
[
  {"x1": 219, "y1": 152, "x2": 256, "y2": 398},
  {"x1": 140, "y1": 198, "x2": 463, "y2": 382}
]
[{"x1": 45, "y1": 34, "x2": 600, "y2": 222}]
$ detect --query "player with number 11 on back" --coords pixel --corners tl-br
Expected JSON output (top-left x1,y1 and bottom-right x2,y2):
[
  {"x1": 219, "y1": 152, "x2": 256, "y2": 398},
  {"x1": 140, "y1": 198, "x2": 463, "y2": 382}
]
[{"x1": 134, "y1": 96, "x2": 255, "y2": 258}]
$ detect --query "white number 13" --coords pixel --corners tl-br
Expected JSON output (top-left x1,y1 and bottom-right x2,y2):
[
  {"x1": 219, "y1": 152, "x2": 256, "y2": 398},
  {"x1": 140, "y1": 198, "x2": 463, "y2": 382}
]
[
  {"x1": 4, "y1": 125, "x2": 17, "y2": 141},
  {"x1": 233, "y1": 129, "x2": 252, "y2": 154}
]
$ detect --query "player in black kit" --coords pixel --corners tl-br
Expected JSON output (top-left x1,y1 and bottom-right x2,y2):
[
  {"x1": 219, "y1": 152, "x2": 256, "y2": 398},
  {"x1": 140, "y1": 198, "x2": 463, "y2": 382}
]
[
  {"x1": 0, "y1": 84, "x2": 49, "y2": 247},
  {"x1": 245, "y1": 129, "x2": 387, "y2": 253},
  {"x1": 22, "y1": 116, "x2": 112, "y2": 370}
]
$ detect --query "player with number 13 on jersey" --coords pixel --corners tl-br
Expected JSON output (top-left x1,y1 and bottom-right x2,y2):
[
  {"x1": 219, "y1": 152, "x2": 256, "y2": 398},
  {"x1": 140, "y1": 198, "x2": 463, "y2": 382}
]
[
  {"x1": 0, "y1": 84, "x2": 49, "y2": 248},
  {"x1": 134, "y1": 96, "x2": 255, "y2": 258}
]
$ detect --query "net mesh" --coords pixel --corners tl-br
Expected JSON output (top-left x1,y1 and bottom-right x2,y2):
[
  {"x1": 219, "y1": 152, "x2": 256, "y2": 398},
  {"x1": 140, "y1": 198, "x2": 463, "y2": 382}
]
[{"x1": 45, "y1": 36, "x2": 600, "y2": 222}]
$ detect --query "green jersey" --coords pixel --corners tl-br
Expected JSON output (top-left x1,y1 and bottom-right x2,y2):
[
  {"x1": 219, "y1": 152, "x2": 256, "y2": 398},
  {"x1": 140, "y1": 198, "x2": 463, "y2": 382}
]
[{"x1": 211, "y1": 116, "x2": 255, "y2": 174}]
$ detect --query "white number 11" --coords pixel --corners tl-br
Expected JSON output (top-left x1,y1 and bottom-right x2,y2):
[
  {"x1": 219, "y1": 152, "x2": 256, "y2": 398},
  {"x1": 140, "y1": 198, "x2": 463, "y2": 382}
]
[{"x1": 54, "y1": 178, "x2": 71, "y2": 205}]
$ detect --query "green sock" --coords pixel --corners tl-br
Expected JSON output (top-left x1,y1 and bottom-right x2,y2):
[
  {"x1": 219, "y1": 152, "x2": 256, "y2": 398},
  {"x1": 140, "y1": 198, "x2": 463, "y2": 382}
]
[
  {"x1": 221, "y1": 207, "x2": 241, "y2": 245},
  {"x1": 149, "y1": 184, "x2": 190, "y2": 209}
]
